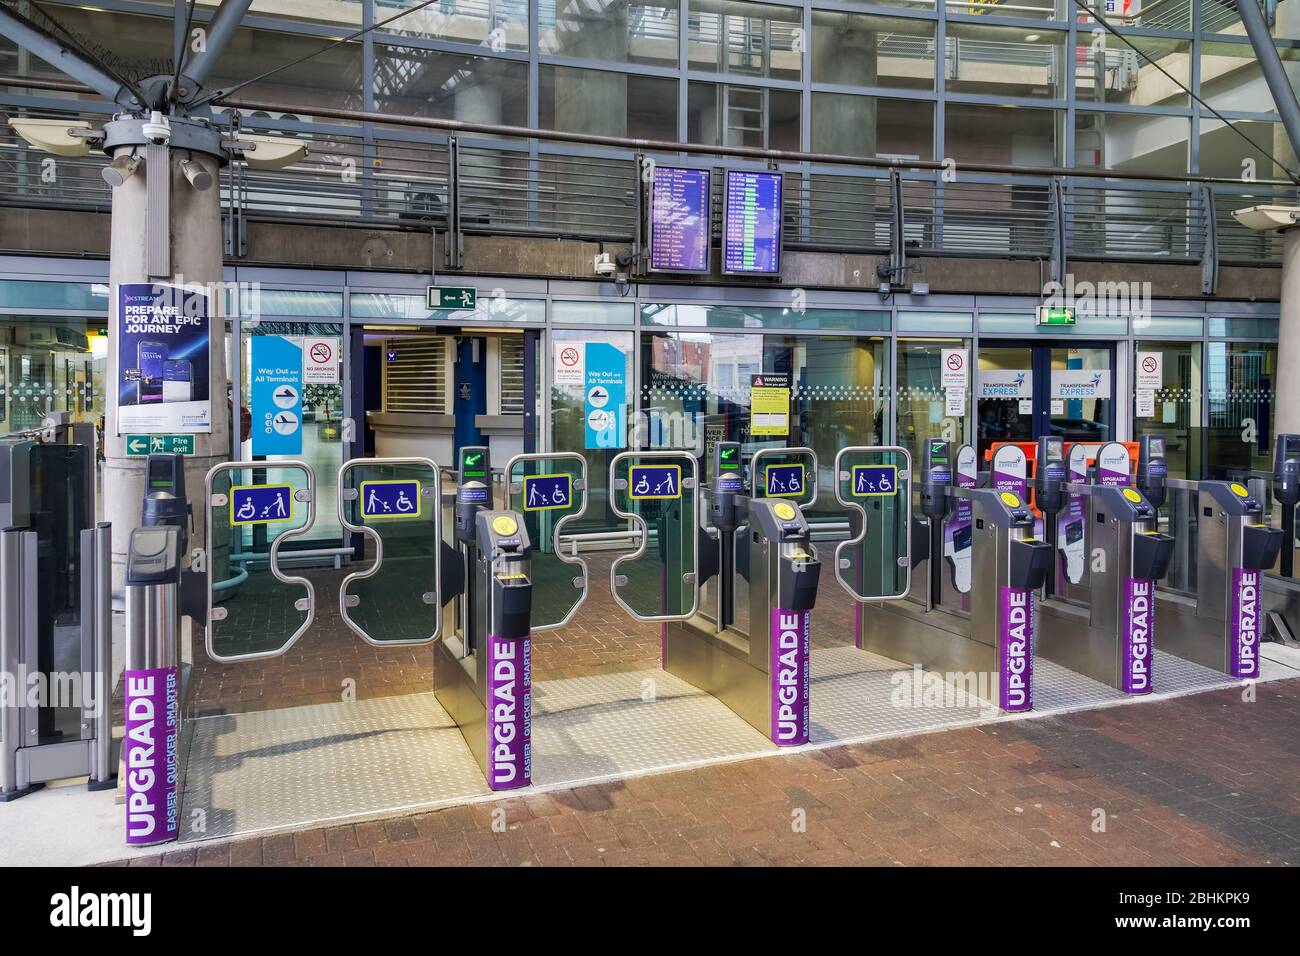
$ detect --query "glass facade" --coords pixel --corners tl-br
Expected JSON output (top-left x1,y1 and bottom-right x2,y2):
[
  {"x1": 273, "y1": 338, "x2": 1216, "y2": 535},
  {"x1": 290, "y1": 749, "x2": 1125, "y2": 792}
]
[{"x1": 5, "y1": 0, "x2": 1297, "y2": 178}]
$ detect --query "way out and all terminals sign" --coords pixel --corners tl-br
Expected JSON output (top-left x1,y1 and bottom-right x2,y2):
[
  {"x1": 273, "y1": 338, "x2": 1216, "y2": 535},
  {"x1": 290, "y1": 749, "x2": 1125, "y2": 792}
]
[
  {"x1": 230, "y1": 484, "x2": 294, "y2": 525},
  {"x1": 126, "y1": 434, "x2": 195, "y2": 456},
  {"x1": 360, "y1": 479, "x2": 422, "y2": 519},
  {"x1": 629, "y1": 464, "x2": 681, "y2": 500},
  {"x1": 764, "y1": 463, "x2": 805, "y2": 498},
  {"x1": 523, "y1": 474, "x2": 572, "y2": 511},
  {"x1": 851, "y1": 464, "x2": 899, "y2": 497},
  {"x1": 427, "y1": 286, "x2": 477, "y2": 310}
]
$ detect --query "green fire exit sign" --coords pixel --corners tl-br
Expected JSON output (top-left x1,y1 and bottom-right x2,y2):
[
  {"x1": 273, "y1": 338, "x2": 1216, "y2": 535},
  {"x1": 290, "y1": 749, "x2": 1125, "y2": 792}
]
[
  {"x1": 126, "y1": 434, "x2": 195, "y2": 456},
  {"x1": 427, "y1": 286, "x2": 477, "y2": 310},
  {"x1": 1036, "y1": 306, "x2": 1076, "y2": 326}
]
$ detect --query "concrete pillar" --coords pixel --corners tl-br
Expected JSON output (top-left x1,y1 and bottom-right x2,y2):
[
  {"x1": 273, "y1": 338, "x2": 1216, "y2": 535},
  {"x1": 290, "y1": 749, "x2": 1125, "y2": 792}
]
[
  {"x1": 1277, "y1": 227, "x2": 1300, "y2": 439},
  {"x1": 104, "y1": 144, "x2": 229, "y2": 592}
]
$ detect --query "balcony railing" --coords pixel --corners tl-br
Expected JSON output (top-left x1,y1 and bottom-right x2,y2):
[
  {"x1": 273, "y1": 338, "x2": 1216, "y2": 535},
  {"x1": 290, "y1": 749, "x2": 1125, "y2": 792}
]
[{"x1": 0, "y1": 97, "x2": 1293, "y2": 277}]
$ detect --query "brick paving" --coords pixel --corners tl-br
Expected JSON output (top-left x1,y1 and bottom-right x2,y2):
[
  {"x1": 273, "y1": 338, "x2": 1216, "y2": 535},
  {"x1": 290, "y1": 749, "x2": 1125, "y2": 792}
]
[{"x1": 131, "y1": 677, "x2": 1300, "y2": 867}]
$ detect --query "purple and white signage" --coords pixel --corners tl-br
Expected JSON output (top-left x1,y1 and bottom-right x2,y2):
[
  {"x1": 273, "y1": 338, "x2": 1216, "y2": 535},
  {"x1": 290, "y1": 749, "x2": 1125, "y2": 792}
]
[
  {"x1": 487, "y1": 635, "x2": 532, "y2": 789},
  {"x1": 1121, "y1": 577, "x2": 1154, "y2": 694},
  {"x1": 1059, "y1": 444, "x2": 1089, "y2": 586},
  {"x1": 945, "y1": 444, "x2": 977, "y2": 601},
  {"x1": 124, "y1": 666, "x2": 179, "y2": 846},
  {"x1": 991, "y1": 444, "x2": 1029, "y2": 498},
  {"x1": 1230, "y1": 567, "x2": 1261, "y2": 680},
  {"x1": 1096, "y1": 442, "x2": 1132, "y2": 488},
  {"x1": 770, "y1": 608, "x2": 810, "y2": 745},
  {"x1": 998, "y1": 587, "x2": 1034, "y2": 712}
]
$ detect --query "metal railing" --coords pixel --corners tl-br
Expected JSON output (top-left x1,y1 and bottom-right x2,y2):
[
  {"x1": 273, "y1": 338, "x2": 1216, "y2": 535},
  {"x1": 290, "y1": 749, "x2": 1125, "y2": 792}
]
[{"x1": 2, "y1": 95, "x2": 1295, "y2": 271}]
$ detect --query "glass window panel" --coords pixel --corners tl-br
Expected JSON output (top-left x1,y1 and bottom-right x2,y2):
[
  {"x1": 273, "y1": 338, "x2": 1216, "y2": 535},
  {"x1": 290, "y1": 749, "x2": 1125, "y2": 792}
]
[
  {"x1": 687, "y1": 82, "x2": 801, "y2": 150},
  {"x1": 946, "y1": 103, "x2": 1060, "y2": 166},
  {"x1": 640, "y1": 304, "x2": 890, "y2": 331},
  {"x1": 687, "y1": 0, "x2": 802, "y2": 80},
  {"x1": 1133, "y1": 341, "x2": 1201, "y2": 480},
  {"x1": 812, "y1": 12, "x2": 935, "y2": 91},
  {"x1": 812, "y1": 93, "x2": 934, "y2": 159},
  {"x1": 1205, "y1": 341, "x2": 1278, "y2": 481},
  {"x1": 0, "y1": 315, "x2": 106, "y2": 438},
  {"x1": 1074, "y1": 34, "x2": 1190, "y2": 107},
  {"x1": 539, "y1": 66, "x2": 677, "y2": 138},
  {"x1": 946, "y1": 24, "x2": 1065, "y2": 100},
  {"x1": 1049, "y1": 345, "x2": 1112, "y2": 446},
  {"x1": 1134, "y1": 314, "x2": 1203, "y2": 336},
  {"x1": 1198, "y1": 39, "x2": 1298, "y2": 114},
  {"x1": 1208, "y1": 315, "x2": 1281, "y2": 338},
  {"x1": 551, "y1": 301, "x2": 636, "y2": 325},
  {"x1": 0, "y1": 280, "x2": 109, "y2": 312},
  {"x1": 380, "y1": 0, "x2": 527, "y2": 49},
  {"x1": 1075, "y1": 111, "x2": 1189, "y2": 175},
  {"x1": 947, "y1": 0, "x2": 1065, "y2": 21},
  {"x1": 1074, "y1": 1, "x2": 1191, "y2": 31},
  {"x1": 373, "y1": 46, "x2": 528, "y2": 125},
  {"x1": 897, "y1": 338, "x2": 971, "y2": 478},
  {"x1": 975, "y1": 344, "x2": 1034, "y2": 465},
  {"x1": 241, "y1": 289, "x2": 344, "y2": 318},
  {"x1": 1198, "y1": 118, "x2": 1290, "y2": 181},
  {"x1": 350, "y1": 293, "x2": 544, "y2": 323},
  {"x1": 137, "y1": 0, "x2": 362, "y2": 27},
  {"x1": 213, "y1": 29, "x2": 364, "y2": 113},
  {"x1": 540, "y1": 0, "x2": 679, "y2": 66}
]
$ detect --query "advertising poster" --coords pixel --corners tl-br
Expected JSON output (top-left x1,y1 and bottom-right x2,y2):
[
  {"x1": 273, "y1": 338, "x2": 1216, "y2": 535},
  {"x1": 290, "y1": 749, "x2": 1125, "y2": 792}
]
[
  {"x1": 250, "y1": 335, "x2": 304, "y2": 456},
  {"x1": 584, "y1": 342, "x2": 627, "y2": 449},
  {"x1": 116, "y1": 282, "x2": 212, "y2": 434}
]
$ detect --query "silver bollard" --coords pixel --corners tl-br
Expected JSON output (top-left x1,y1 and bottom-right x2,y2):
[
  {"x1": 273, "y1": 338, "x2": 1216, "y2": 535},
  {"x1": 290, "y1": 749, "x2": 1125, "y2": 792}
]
[{"x1": 123, "y1": 525, "x2": 182, "y2": 847}]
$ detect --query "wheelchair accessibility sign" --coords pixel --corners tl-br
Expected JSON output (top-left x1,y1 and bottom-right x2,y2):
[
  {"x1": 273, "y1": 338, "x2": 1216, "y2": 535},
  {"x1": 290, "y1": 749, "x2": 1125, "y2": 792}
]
[
  {"x1": 523, "y1": 474, "x2": 572, "y2": 512},
  {"x1": 230, "y1": 484, "x2": 295, "y2": 526},
  {"x1": 360, "y1": 479, "x2": 422, "y2": 520},
  {"x1": 850, "y1": 464, "x2": 898, "y2": 497},
  {"x1": 629, "y1": 464, "x2": 681, "y2": 500},
  {"x1": 764, "y1": 463, "x2": 805, "y2": 498}
]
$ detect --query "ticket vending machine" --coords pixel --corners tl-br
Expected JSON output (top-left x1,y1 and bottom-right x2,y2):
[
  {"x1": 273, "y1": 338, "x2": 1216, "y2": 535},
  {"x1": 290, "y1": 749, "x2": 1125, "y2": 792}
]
[
  {"x1": 852, "y1": 452, "x2": 1055, "y2": 712},
  {"x1": 1152, "y1": 471, "x2": 1283, "y2": 680},
  {"x1": 1037, "y1": 439, "x2": 1175, "y2": 693},
  {"x1": 615, "y1": 446, "x2": 821, "y2": 746}
]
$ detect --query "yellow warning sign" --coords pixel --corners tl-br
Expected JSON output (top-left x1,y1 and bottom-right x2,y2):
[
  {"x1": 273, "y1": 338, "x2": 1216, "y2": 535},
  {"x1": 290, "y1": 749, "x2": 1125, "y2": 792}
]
[{"x1": 750, "y1": 373, "x2": 790, "y2": 437}]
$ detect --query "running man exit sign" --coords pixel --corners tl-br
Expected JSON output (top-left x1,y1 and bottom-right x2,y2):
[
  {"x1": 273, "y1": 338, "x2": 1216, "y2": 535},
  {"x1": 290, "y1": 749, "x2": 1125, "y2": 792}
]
[{"x1": 1036, "y1": 307, "x2": 1076, "y2": 326}]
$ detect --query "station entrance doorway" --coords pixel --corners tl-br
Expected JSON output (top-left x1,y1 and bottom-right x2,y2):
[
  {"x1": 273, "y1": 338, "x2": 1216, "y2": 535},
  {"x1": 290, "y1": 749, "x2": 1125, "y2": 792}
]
[
  {"x1": 357, "y1": 325, "x2": 539, "y2": 468},
  {"x1": 976, "y1": 343, "x2": 1115, "y2": 466}
]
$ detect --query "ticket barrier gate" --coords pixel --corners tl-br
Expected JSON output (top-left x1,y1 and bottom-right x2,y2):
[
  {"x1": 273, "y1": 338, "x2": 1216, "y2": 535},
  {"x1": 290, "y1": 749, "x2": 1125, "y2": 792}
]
[
  {"x1": 609, "y1": 447, "x2": 820, "y2": 745},
  {"x1": 1149, "y1": 479, "x2": 1282, "y2": 679},
  {"x1": 0, "y1": 422, "x2": 114, "y2": 801},
  {"x1": 1258, "y1": 434, "x2": 1300, "y2": 645},
  {"x1": 842, "y1": 443, "x2": 1052, "y2": 712},
  {"x1": 1035, "y1": 439, "x2": 1175, "y2": 693},
  {"x1": 433, "y1": 451, "x2": 589, "y2": 790}
]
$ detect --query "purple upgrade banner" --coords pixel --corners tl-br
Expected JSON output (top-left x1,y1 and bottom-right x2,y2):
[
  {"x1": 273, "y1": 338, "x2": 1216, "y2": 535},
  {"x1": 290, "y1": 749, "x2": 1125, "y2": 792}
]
[
  {"x1": 124, "y1": 666, "x2": 179, "y2": 846},
  {"x1": 1122, "y1": 577, "x2": 1155, "y2": 694},
  {"x1": 770, "y1": 608, "x2": 810, "y2": 745},
  {"x1": 998, "y1": 587, "x2": 1033, "y2": 712},
  {"x1": 486, "y1": 634, "x2": 532, "y2": 790},
  {"x1": 1230, "y1": 568, "x2": 1261, "y2": 680}
]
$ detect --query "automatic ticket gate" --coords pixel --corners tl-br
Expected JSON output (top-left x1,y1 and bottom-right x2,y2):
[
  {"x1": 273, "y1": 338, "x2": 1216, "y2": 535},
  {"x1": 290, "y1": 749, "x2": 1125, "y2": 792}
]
[
  {"x1": 0, "y1": 421, "x2": 114, "y2": 801},
  {"x1": 1151, "y1": 479, "x2": 1282, "y2": 679},
  {"x1": 432, "y1": 450, "x2": 589, "y2": 790},
  {"x1": 840, "y1": 443, "x2": 1053, "y2": 713},
  {"x1": 608, "y1": 446, "x2": 821, "y2": 745},
  {"x1": 1035, "y1": 438, "x2": 1175, "y2": 693}
]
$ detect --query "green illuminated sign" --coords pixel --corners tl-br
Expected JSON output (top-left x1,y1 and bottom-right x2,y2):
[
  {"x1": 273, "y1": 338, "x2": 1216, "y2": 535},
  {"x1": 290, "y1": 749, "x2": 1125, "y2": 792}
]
[
  {"x1": 1037, "y1": 307, "x2": 1076, "y2": 327},
  {"x1": 428, "y1": 286, "x2": 477, "y2": 310}
]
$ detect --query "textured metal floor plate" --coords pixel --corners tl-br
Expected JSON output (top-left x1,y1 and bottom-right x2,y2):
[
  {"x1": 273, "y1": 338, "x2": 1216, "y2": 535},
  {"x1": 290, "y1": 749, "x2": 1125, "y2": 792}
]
[{"x1": 178, "y1": 643, "x2": 1290, "y2": 844}]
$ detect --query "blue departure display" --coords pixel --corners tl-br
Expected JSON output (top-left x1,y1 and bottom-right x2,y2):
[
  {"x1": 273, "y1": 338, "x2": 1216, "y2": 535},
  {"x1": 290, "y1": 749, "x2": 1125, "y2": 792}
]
[
  {"x1": 722, "y1": 169, "x2": 782, "y2": 275},
  {"x1": 648, "y1": 166, "x2": 711, "y2": 273}
]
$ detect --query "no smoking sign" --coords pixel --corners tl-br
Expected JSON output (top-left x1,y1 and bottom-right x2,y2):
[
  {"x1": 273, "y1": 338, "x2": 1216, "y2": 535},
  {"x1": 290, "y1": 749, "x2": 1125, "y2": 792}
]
[
  {"x1": 555, "y1": 342, "x2": 585, "y2": 385},
  {"x1": 303, "y1": 336, "x2": 340, "y2": 385}
]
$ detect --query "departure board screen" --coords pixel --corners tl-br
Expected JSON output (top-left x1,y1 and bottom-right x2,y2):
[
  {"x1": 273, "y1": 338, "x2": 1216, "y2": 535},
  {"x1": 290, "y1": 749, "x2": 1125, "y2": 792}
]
[
  {"x1": 648, "y1": 166, "x2": 711, "y2": 273},
  {"x1": 722, "y1": 169, "x2": 782, "y2": 275}
]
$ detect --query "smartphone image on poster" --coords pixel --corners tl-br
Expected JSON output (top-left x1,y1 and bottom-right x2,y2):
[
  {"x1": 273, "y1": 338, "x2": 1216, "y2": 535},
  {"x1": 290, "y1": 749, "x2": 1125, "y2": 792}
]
[
  {"x1": 163, "y1": 359, "x2": 192, "y2": 402},
  {"x1": 138, "y1": 341, "x2": 167, "y2": 403}
]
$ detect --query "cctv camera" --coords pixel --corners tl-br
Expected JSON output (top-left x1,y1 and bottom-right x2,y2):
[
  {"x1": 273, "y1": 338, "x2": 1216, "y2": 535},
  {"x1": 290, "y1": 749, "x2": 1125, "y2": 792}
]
[
  {"x1": 180, "y1": 158, "x2": 213, "y2": 191},
  {"x1": 594, "y1": 253, "x2": 617, "y2": 277}
]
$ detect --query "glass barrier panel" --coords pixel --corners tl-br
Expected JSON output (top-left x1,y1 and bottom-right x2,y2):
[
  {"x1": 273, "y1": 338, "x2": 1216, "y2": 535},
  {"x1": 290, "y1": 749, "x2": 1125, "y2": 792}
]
[
  {"x1": 206, "y1": 462, "x2": 316, "y2": 661},
  {"x1": 506, "y1": 453, "x2": 588, "y2": 630},
  {"x1": 1160, "y1": 482, "x2": 1199, "y2": 596},
  {"x1": 609, "y1": 452, "x2": 699, "y2": 620},
  {"x1": 750, "y1": 447, "x2": 818, "y2": 511},
  {"x1": 338, "y1": 457, "x2": 442, "y2": 645},
  {"x1": 834, "y1": 447, "x2": 911, "y2": 601}
]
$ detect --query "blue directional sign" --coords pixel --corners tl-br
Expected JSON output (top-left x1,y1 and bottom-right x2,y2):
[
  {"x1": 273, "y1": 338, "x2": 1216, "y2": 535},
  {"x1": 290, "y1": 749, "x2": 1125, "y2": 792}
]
[
  {"x1": 523, "y1": 474, "x2": 572, "y2": 512},
  {"x1": 360, "y1": 479, "x2": 422, "y2": 520},
  {"x1": 629, "y1": 464, "x2": 681, "y2": 500},
  {"x1": 764, "y1": 463, "x2": 805, "y2": 498},
  {"x1": 230, "y1": 484, "x2": 295, "y2": 526},
  {"x1": 851, "y1": 464, "x2": 899, "y2": 497}
]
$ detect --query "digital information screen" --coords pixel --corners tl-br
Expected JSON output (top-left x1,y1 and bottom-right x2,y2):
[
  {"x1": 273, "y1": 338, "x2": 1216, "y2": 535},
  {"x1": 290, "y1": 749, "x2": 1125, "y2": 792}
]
[
  {"x1": 722, "y1": 169, "x2": 782, "y2": 275},
  {"x1": 648, "y1": 166, "x2": 711, "y2": 273}
]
